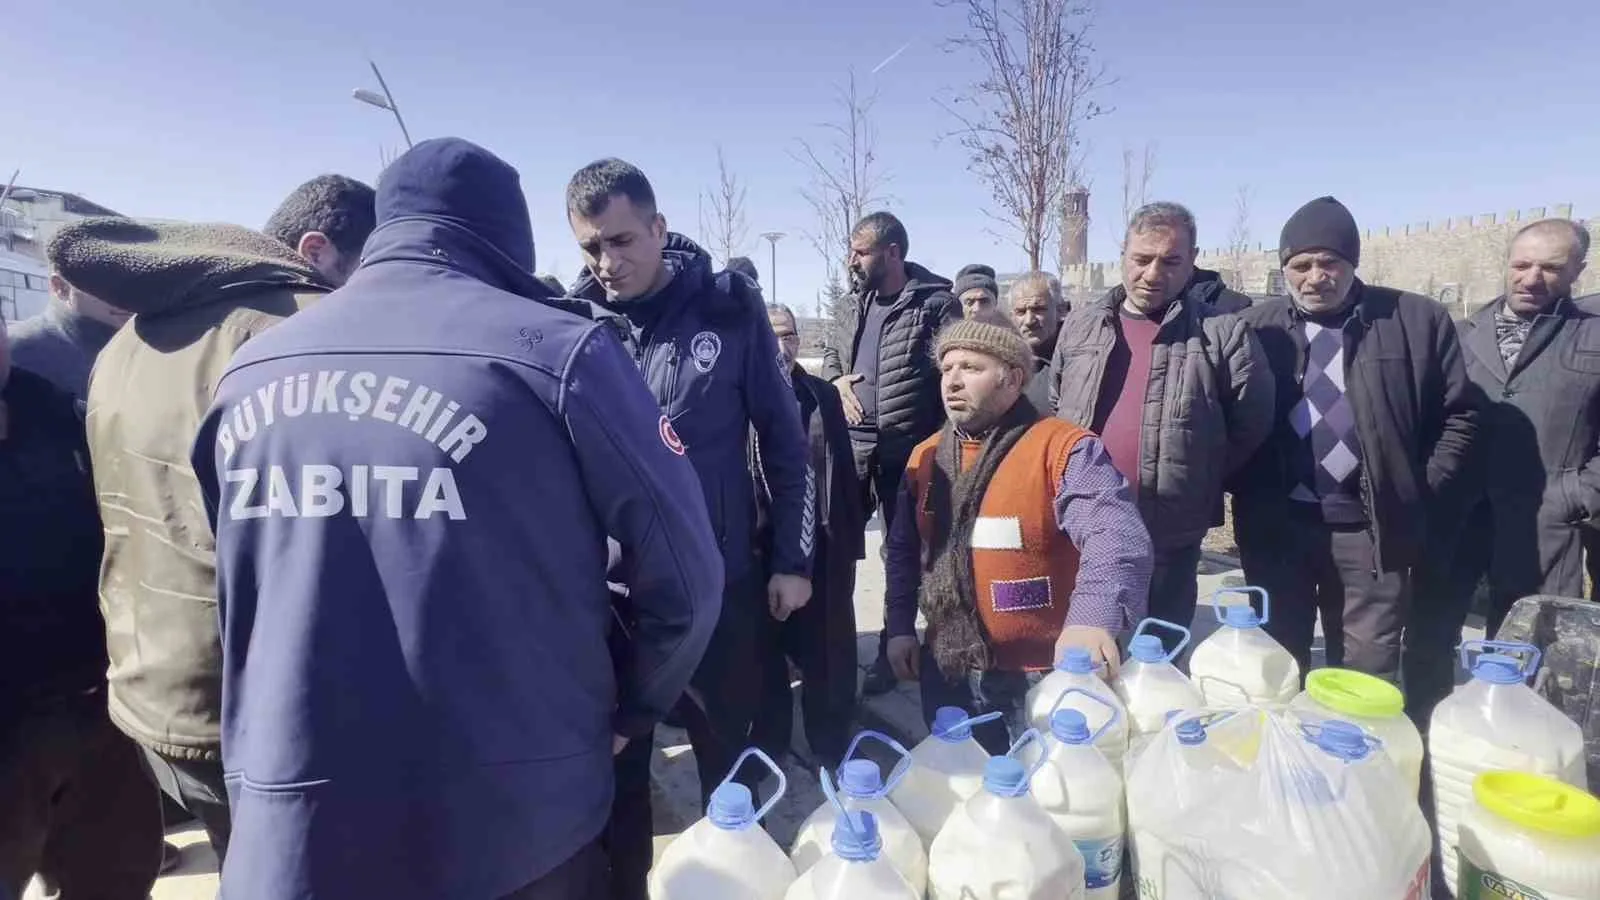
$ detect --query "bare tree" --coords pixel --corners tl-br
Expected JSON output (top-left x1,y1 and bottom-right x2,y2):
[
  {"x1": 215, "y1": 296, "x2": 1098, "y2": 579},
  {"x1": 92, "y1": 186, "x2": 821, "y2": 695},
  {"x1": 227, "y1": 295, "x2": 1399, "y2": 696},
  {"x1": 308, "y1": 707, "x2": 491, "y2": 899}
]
[
  {"x1": 1225, "y1": 184, "x2": 1253, "y2": 290},
  {"x1": 702, "y1": 146, "x2": 749, "y2": 265},
  {"x1": 1115, "y1": 141, "x2": 1157, "y2": 251},
  {"x1": 794, "y1": 70, "x2": 891, "y2": 343},
  {"x1": 941, "y1": 0, "x2": 1108, "y2": 271}
]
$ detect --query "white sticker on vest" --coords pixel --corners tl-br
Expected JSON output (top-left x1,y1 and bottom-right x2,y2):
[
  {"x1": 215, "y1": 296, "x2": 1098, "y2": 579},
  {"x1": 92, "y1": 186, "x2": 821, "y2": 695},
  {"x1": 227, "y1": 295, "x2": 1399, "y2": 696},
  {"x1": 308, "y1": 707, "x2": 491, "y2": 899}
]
[{"x1": 970, "y1": 516, "x2": 1023, "y2": 550}]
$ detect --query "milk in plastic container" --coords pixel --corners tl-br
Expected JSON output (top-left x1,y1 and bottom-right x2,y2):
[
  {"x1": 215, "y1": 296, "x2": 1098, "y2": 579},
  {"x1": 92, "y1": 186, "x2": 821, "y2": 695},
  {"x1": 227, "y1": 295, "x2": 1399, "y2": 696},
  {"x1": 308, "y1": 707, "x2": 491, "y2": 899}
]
[
  {"x1": 1456, "y1": 771, "x2": 1600, "y2": 900},
  {"x1": 888, "y1": 706, "x2": 999, "y2": 846},
  {"x1": 1025, "y1": 646, "x2": 1129, "y2": 772},
  {"x1": 790, "y1": 731, "x2": 927, "y2": 895},
  {"x1": 1114, "y1": 618, "x2": 1204, "y2": 745},
  {"x1": 787, "y1": 764, "x2": 921, "y2": 900},
  {"x1": 1289, "y1": 667, "x2": 1424, "y2": 795},
  {"x1": 927, "y1": 731, "x2": 1087, "y2": 900},
  {"x1": 649, "y1": 748, "x2": 797, "y2": 900},
  {"x1": 1429, "y1": 641, "x2": 1589, "y2": 896},
  {"x1": 1188, "y1": 587, "x2": 1300, "y2": 709},
  {"x1": 1129, "y1": 714, "x2": 1432, "y2": 899},
  {"x1": 1028, "y1": 689, "x2": 1126, "y2": 900}
]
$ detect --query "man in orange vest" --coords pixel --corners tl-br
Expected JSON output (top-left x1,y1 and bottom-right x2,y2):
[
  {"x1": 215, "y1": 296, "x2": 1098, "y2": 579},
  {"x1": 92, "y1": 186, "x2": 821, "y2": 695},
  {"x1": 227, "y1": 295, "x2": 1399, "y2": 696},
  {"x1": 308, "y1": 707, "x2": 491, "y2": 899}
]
[{"x1": 884, "y1": 313, "x2": 1154, "y2": 753}]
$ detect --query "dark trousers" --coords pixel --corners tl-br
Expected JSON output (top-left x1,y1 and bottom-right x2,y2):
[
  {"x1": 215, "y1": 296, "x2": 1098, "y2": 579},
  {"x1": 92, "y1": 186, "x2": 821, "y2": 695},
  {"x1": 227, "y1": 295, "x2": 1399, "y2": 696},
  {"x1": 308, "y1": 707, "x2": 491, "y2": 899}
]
[
  {"x1": 916, "y1": 646, "x2": 1043, "y2": 757},
  {"x1": 1238, "y1": 514, "x2": 1409, "y2": 682},
  {"x1": 0, "y1": 691, "x2": 163, "y2": 900},
  {"x1": 855, "y1": 443, "x2": 910, "y2": 664},
  {"x1": 500, "y1": 839, "x2": 608, "y2": 899},
  {"x1": 603, "y1": 736, "x2": 653, "y2": 900},
  {"x1": 750, "y1": 536, "x2": 860, "y2": 768},
  {"x1": 683, "y1": 568, "x2": 767, "y2": 802},
  {"x1": 1147, "y1": 543, "x2": 1204, "y2": 653},
  {"x1": 142, "y1": 747, "x2": 231, "y2": 863}
]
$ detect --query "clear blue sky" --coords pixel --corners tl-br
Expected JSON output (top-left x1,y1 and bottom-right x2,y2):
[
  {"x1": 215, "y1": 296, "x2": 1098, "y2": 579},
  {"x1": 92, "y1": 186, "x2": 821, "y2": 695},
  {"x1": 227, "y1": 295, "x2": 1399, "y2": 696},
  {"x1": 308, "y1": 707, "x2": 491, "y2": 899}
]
[{"x1": 10, "y1": 0, "x2": 1599, "y2": 313}]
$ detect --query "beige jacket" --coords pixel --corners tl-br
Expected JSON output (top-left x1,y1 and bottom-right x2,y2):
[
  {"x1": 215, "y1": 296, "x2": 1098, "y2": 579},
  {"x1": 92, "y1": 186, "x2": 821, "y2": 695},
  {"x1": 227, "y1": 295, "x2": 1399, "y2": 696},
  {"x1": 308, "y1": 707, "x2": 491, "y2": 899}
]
[{"x1": 60, "y1": 218, "x2": 330, "y2": 759}]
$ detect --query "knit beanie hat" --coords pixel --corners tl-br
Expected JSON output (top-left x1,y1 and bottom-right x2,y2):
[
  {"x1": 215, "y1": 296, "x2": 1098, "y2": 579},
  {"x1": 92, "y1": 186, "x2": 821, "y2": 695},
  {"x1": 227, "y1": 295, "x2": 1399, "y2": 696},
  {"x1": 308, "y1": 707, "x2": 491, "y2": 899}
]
[
  {"x1": 1279, "y1": 196, "x2": 1361, "y2": 266},
  {"x1": 952, "y1": 271, "x2": 1000, "y2": 302},
  {"x1": 936, "y1": 313, "x2": 1032, "y2": 374},
  {"x1": 956, "y1": 263, "x2": 997, "y2": 280}
]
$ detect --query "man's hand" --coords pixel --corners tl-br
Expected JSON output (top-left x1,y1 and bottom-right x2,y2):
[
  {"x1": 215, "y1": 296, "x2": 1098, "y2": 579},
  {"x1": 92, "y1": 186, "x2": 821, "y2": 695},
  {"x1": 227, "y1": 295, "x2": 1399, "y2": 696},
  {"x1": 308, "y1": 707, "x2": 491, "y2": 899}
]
[
  {"x1": 613, "y1": 734, "x2": 629, "y2": 755},
  {"x1": 887, "y1": 635, "x2": 921, "y2": 682},
  {"x1": 768, "y1": 573, "x2": 812, "y2": 621},
  {"x1": 1055, "y1": 625, "x2": 1122, "y2": 678},
  {"x1": 832, "y1": 374, "x2": 865, "y2": 426}
]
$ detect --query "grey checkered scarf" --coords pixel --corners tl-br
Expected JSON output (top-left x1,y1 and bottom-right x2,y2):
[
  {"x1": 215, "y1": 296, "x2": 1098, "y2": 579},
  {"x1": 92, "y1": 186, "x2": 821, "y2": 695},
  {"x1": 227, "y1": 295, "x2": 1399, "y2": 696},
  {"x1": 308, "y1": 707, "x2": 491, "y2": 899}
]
[{"x1": 1494, "y1": 306, "x2": 1534, "y2": 369}]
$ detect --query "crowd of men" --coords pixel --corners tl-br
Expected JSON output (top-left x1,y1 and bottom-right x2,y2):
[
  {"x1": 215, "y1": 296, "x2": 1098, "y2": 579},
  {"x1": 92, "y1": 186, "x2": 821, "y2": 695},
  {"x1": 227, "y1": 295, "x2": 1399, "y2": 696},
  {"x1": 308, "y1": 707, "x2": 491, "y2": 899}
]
[{"x1": 1, "y1": 133, "x2": 1597, "y2": 899}]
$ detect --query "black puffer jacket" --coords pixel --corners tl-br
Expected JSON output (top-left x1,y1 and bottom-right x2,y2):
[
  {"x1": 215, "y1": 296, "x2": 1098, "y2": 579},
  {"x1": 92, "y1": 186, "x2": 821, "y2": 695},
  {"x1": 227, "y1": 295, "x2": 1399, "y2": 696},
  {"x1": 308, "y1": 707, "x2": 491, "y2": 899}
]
[{"x1": 821, "y1": 262, "x2": 959, "y2": 460}]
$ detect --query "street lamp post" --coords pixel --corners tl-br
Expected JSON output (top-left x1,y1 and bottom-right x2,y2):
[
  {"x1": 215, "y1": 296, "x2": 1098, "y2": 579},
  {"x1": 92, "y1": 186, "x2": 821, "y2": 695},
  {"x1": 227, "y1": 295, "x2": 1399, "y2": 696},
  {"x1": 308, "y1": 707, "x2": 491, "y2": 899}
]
[
  {"x1": 352, "y1": 60, "x2": 414, "y2": 149},
  {"x1": 760, "y1": 231, "x2": 785, "y2": 303}
]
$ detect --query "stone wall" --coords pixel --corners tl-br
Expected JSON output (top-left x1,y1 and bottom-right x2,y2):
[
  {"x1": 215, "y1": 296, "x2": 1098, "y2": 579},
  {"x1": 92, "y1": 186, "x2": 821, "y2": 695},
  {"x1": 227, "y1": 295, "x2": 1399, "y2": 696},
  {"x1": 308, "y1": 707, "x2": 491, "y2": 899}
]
[{"x1": 1062, "y1": 204, "x2": 1600, "y2": 317}]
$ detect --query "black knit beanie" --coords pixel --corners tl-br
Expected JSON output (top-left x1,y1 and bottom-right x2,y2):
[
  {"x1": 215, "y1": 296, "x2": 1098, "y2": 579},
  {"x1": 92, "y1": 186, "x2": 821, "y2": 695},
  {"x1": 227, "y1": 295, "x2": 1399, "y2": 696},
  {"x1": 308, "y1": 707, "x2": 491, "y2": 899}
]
[
  {"x1": 956, "y1": 263, "x2": 996, "y2": 280},
  {"x1": 952, "y1": 272, "x2": 999, "y2": 302},
  {"x1": 1279, "y1": 196, "x2": 1361, "y2": 266},
  {"x1": 726, "y1": 256, "x2": 759, "y2": 283}
]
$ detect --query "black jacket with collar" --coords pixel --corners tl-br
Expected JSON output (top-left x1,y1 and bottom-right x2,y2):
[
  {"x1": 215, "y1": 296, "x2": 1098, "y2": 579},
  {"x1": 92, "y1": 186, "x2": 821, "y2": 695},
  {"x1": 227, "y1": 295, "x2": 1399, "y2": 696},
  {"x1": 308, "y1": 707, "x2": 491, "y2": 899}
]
[{"x1": 1233, "y1": 282, "x2": 1480, "y2": 570}]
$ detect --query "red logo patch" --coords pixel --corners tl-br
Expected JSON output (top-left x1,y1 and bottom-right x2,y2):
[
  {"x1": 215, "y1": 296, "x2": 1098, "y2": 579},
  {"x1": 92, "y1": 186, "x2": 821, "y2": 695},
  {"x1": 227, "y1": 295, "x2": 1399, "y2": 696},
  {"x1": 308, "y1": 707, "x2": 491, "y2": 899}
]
[{"x1": 659, "y1": 416, "x2": 686, "y2": 456}]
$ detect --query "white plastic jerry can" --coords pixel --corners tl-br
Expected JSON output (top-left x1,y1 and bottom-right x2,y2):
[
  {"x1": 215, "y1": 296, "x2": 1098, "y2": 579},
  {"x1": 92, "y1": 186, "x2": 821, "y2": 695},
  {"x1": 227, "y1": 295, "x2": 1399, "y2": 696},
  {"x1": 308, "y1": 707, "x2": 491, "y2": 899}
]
[
  {"x1": 1429, "y1": 641, "x2": 1589, "y2": 897},
  {"x1": 1457, "y1": 771, "x2": 1600, "y2": 900},
  {"x1": 1188, "y1": 587, "x2": 1301, "y2": 710},
  {"x1": 928, "y1": 730, "x2": 1087, "y2": 900},
  {"x1": 1025, "y1": 646, "x2": 1130, "y2": 773},
  {"x1": 1114, "y1": 617, "x2": 1204, "y2": 743},
  {"x1": 1029, "y1": 690, "x2": 1126, "y2": 900},
  {"x1": 1288, "y1": 667, "x2": 1425, "y2": 796},
  {"x1": 790, "y1": 730, "x2": 927, "y2": 895},
  {"x1": 649, "y1": 748, "x2": 798, "y2": 900},
  {"x1": 785, "y1": 769, "x2": 922, "y2": 900},
  {"x1": 888, "y1": 706, "x2": 1001, "y2": 846}
]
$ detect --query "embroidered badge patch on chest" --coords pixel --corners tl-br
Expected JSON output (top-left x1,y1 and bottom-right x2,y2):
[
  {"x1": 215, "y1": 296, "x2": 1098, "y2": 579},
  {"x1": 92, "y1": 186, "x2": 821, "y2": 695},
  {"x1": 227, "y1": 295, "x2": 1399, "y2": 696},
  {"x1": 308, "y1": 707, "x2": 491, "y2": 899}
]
[
  {"x1": 690, "y1": 331, "x2": 722, "y2": 373},
  {"x1": 991, "y1": 576, "x2": 1053, "y2": 612}
]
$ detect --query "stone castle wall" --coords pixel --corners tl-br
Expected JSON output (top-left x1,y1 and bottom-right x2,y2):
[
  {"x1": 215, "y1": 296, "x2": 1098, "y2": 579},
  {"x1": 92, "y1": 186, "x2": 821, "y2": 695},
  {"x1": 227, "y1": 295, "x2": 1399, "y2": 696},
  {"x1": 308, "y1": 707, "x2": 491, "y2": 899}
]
[{"x1": 1062, "y1": 204, "x2": 1600, "y2": 317}]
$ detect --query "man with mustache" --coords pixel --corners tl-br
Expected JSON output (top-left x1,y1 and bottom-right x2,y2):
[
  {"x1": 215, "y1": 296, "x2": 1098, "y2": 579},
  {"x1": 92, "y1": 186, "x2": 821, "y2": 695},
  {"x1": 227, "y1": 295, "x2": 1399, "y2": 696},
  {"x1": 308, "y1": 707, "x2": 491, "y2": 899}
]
[
  {"x1": 882, "y1": 312, "x2": 1151, "y2": 752},
  {"x1": 1233, "y1": 196, "x2": 1478, "y2": 682},
  {"x1": 1051, "y1": 203, "x2": 1274, "y2": 645},
  {"x1": 1407, "y1": 219, "x2": 1598, "y2": 723}
]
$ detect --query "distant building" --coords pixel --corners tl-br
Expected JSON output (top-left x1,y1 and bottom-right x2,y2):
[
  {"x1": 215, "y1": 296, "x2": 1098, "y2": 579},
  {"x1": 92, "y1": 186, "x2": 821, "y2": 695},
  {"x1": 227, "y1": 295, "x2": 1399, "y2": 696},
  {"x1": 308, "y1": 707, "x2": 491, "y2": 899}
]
[
  {"x1": 0, "y1": 249, "x2": 49, "y2": 321},
  {"x1": 2, "y1": 185, "x2": 123, "y2": 263}
]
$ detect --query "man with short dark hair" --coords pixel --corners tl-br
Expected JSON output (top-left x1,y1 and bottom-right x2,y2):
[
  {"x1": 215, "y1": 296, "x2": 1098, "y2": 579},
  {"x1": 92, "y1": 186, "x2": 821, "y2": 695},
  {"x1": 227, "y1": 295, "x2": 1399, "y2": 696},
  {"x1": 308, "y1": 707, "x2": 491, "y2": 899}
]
[
  {"x1": 822, "y1": 211, "x2": 960, "y2": 695},
  {"x1": 1051, "y1": 202, "x2": 1274, "y2": 643},
  {"x1": 727, "y1": 255, "x2": 761, "y2": 287},
  {"x1": 1409, "y1": 219, "x2": 1598, "y2": 721},
  {"x1": 1234, "y1": 196, "x2": 1478, "y2": 682},
  {"x1": 263, "y1": 174, "x2": 377, "y2": 286},
  {"x1": 1007, "y1": 271, "x2": 1065, "y2": 411}
]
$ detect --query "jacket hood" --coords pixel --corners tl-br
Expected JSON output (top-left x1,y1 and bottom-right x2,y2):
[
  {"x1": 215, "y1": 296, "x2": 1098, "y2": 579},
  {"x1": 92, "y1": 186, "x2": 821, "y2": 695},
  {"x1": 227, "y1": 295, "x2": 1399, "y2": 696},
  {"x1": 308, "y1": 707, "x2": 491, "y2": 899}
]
[
  {"x1": 902, "y1": 261, "x2": 952, "y2": 297},
  {"x1": 47, "y1": 218, "x2": 328, "y2": 316},
  {"x1": 371, "y1": 137, "x2": 536, "y2": 275}
]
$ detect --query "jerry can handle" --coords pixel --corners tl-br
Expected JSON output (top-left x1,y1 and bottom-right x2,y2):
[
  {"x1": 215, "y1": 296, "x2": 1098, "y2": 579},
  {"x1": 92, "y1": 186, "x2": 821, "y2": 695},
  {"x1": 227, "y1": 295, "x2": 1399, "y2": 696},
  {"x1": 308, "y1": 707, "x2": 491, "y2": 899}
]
[
  {"x1": 1047, "y1": 685, "x2": 1121, "y2": 744},
  {"x1": 1209, "y1": 586, "x2": 1270, "y2": 625},
  {"x1": 840, "y1": 729, "x2": 914, "y2": 797},
  {"x1": 1131, "y1": 617, "x2": 1193, "y2": 661},
  {"x1": 717, "y1": 747, "x2": 787, "y2": 825},
  {"x1": 1458, "y1": 639, "x2": 1542, "y2": 679}
]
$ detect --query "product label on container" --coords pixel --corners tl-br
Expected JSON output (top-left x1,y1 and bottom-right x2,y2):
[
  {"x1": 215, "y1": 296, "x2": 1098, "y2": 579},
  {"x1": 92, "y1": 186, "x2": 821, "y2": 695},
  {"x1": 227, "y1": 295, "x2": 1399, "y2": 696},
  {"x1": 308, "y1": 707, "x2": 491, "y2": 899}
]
[
  {"x1": 1074, "y1": 834, "x2": 1125, "y2": 889},
  {"x1": 1402, "y1": 857, "x2": 1431, "y2": 900},
  {"x1": 1459, "y1": 855, "x2": 1553, "y2": 900}
]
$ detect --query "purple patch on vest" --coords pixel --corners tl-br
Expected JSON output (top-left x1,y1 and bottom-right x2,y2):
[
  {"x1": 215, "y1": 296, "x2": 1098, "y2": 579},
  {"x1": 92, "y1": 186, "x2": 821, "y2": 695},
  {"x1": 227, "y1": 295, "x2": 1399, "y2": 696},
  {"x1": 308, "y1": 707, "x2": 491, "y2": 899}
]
[{"x1": 990, "y1": 576, "x2": 1053, "y2": 613}]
